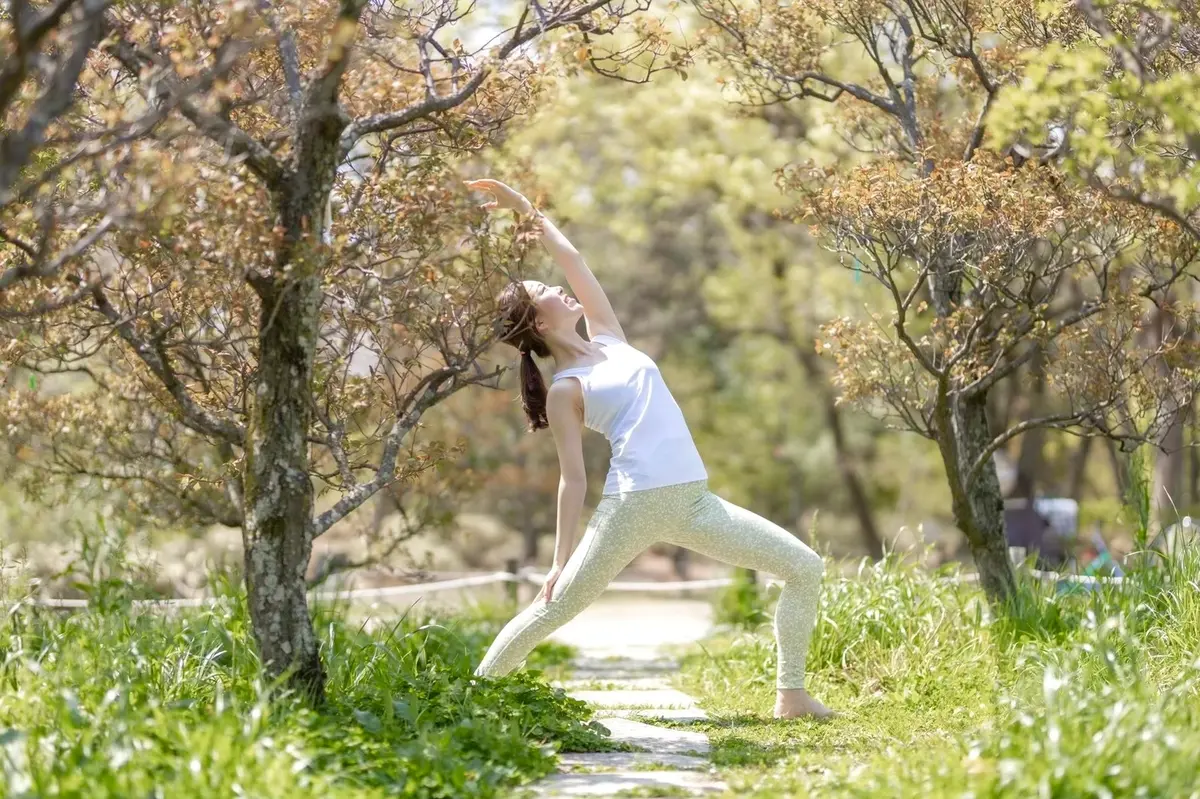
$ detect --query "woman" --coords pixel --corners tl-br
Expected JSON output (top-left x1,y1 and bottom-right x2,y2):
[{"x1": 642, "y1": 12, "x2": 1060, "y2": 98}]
[{"x1": 466, "y1": 178, "x2": 833, "y2": 720}]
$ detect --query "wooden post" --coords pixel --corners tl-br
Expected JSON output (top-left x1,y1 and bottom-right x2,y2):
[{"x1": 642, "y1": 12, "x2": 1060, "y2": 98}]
[{"x1": 505, "y1": 558, "x2": 519, "y2": 605}]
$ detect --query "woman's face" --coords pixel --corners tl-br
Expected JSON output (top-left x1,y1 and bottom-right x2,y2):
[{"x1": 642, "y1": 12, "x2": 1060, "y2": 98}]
[{"x1": 523, "y1": 280, "x2": 583, "y2": 333}]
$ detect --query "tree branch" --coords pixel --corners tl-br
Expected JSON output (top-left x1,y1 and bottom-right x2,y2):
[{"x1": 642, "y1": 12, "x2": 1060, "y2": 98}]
[
  {"x1": 339, "y1": 0, "x2": 621, "y2": 156},
  {"x1": 961, "y1": 300, "x2": 1107, "y2": 397},
  {"x1": 0, "y1": 0, "x2": 110, "y2": 198},
  {"x1": 964, "y1": 407, "x2": 1110, "y2": 489},
  {"x1": 312, "y1": 363, "x2": 501, "y2": 535},
  {"x1": 257, "y1": 0, "x2": 303, "y2": 112},
  {"x1": 90, "y1": 285, "x2": 246, "y2": 445},
  {"x1": 108, "y1": 37, "x2": 285, "y2": 187}
]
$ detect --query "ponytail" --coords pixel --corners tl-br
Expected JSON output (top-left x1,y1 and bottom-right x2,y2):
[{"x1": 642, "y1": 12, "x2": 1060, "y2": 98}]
[
  {"x1": 519, "y1": 348, "x2": 549, "y2": 431},
  {"x1": 497, "y1": 282, "x2": 552, "y2": 432}
]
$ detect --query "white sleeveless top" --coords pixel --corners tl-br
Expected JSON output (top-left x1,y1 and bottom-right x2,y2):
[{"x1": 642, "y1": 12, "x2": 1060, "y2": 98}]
[{"x1": 552, "y1": 334, "x2": 708, "y2": 495}]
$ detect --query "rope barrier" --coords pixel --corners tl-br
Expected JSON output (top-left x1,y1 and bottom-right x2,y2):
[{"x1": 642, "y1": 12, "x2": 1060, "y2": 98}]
[
  {"x1": 24, "y1": 567, "x2": 752, "y2": 610},
  {"x1": 23, "y1": 563, "x2": 1128, "y2": 611},
  {"x1": 314, "y1": 571, "x2": 518, "y2": 601}
]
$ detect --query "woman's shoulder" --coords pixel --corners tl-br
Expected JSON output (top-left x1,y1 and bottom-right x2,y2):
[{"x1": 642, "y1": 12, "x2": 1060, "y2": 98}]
[
  {"x1": 590, "y1": 330, "x2": 626, "y2": 346},
  {"x1": 548, "y1": 374, "x2": 584, "y2": 397},
  {"x1": 546, "y1": 377, "x2": 584, "y2": 421}
]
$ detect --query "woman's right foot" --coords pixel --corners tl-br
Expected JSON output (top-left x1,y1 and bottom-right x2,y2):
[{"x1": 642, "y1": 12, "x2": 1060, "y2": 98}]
[{"x1": 774, "y1": 688, "x2": 837, "y2": 720}]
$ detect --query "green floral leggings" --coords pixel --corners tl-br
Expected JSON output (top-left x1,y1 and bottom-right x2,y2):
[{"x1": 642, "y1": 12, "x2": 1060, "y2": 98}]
[{"x1": 474, "y1": 479, "x2": 825, "y2": 690}]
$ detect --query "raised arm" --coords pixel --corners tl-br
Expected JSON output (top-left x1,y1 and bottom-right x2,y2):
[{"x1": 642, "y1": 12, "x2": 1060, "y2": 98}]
[
  {"x1": 465, "y1": 178, "x2": 626, "y2": 341},
  {"x1": 541, "y1": 378, "x2": 588, "y2": 601}
]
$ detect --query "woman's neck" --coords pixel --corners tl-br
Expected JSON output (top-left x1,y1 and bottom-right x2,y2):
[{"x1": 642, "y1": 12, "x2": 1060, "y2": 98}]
[{"x1": 546, "y1": 328, "x2": 601, "y2": 372}]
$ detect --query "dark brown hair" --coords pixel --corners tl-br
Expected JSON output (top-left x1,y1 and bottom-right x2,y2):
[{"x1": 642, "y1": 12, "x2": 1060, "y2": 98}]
[{"x1": 497, "y1": 282, "x2": 551, "y2": 431}]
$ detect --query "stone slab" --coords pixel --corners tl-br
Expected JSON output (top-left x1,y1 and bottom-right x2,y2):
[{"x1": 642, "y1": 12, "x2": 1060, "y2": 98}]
[
  {"x1": 596, "y1": 716, "x2": 711, "y2": 755},
  {"x1": 531, "y1": 770, "x2": 726, "y2": 796},
  {"x1": 600, "y1": 707, "x2": 711, "y2": 723},
  {"x1": 556, "y1": 676, "x2": 675, "y2": 691},
  {"x1": 557, "y1": 751, "x2": 710, "y2": 771},
  {"x1": 567, "y1": 656, "x2": 680, "y2": 682},
  {"x1": 568, "y1": 688, "x2": 699, "y2": 710}
]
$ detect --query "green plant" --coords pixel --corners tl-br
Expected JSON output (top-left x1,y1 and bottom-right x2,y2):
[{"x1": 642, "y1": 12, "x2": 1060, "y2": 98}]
[
  {"x1": 712, "y1": 568, "x2": 770, "y2": 630},
  {"x1": 0, "y1": 566, "x2": 599, "y2": 798},
  {"x1": 678, "y1": 535, "x2": 1200, "y2": 797}
]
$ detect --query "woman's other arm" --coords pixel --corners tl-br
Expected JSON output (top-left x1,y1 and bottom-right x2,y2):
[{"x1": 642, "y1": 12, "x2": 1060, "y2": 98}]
[{"x1": 542, "y1": 378, "x2": 588, "y2": 600}]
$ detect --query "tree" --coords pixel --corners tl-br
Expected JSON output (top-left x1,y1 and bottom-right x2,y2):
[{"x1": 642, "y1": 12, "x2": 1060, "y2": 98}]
[
  {"x1": 1, "y1": 0, "x2": 665, "y2": 699},
  {"x1": 990, "y1": 0, "x2": 1200, "y2": 526},
  {"x1": 694, "y1": 0, "x2": 1200, "y2": 603}
]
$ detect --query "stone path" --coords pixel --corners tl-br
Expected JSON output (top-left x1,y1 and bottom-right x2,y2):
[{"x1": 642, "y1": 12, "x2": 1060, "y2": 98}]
[{"x1": 527, "y1": 596, "x2": 727, "y2": 797}]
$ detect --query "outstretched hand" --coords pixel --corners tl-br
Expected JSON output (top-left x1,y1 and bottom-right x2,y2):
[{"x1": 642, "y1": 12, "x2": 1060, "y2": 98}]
[{"x1": 464, "y1": 178, "x2": 534, "y2": 214}]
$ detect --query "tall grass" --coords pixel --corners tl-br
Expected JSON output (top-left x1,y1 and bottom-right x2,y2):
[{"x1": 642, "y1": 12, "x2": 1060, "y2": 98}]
[
  {"x1": 681, "y1": 519, "x2": 1200, "y2": 797},
  {"x1": 0, "y1": 552, "x2": 600, "y2": 798}
]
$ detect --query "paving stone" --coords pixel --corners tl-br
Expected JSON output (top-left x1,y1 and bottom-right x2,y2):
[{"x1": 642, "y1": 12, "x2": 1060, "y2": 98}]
[
  {"x1": 601, "y1": 707, "x2": 711, "y2": 723},
  {"x1": 595, "y1": 716, "x2": 710, "y2": 755},
  {"x1": 557, "y1": 751, "x2": 710, "y2": 771},
  {"x1": 556, "y1": 676, "x2": 675, "y2": 691},
  {"x1": 526, "y1": 597, "x2": 721, "y2": 797},
  {"x1": 570, "y1": 654, "x2": 679, "y2": 671},
  {"x1": 568, "y1": 688, "x2": 699, "y2": 709},
  {"x1": 531, "y1": 769, "x2": 726, "y2": 796}
]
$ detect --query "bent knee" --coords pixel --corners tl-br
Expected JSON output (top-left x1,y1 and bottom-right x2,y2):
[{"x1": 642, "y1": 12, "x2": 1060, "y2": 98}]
[{"x1": 784, "y1": 546, "x2": 824, "y2": 583}]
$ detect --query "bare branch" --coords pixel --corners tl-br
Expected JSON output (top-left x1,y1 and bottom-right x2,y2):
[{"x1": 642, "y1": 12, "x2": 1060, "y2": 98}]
[
  {"x1": 90, "y1": 285, "x2": 246, "y2": 445},
  {"x1": 961, "y1": 300, "x2": 1107, "y2": 397},
  {"x1": 0, "y1": 0, "x2": 110, "y2": 198},
  {"x1": 108, "y1": 36, "x2": 285, "y2": 187},
  {"x1": 313, "y1": 363, "x2": 501, "y2": 535},
  {"x1": 257, "y1": 0, "x2": 303, "y2": 111},
  {"x1": 964, "y1": 407, "x2": 1111, "y2": 489},
  {"x1": 340, "y1": 0, "x2": 622, "y2": 156}
]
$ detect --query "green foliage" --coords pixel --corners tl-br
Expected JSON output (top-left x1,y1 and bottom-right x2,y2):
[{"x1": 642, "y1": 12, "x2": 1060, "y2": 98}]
[
  {"x1": 0, "y1": 570, "x2": 603, "y2": 798},
  {"x1": 712, "y1": 568, "x2": 771, "y2": 630},
  {"x1": 681, "y1": 552, "x2": 1200, "y2": 797}
]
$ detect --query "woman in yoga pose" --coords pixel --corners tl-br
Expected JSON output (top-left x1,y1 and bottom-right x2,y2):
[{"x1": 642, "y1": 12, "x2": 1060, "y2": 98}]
[{"x1": 466, "y1": 178, "x2": 833, "y2": 720}]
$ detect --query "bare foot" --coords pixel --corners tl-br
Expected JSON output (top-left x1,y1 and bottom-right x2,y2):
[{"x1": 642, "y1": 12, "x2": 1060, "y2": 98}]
[{"x1": 774, "y1": 688, "x2": 837, "y2": 720}]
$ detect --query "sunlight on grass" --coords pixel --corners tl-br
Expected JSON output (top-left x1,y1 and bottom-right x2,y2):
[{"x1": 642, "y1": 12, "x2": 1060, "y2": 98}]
[
  {"x1": 0, "y1": 567, "x2": 598, "y2": 799},
  {"x1": 680, "y1": 553, "x2": 1200, "y2": 798}
]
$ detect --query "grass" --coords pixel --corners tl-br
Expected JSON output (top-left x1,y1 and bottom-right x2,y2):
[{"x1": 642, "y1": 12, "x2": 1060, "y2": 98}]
[
  {"x1": 679, "y1": 552, "x2": 1200, "y2": 798},
  {"x1": 0, "y1": 560, "x2": 620, "y2": 799}
]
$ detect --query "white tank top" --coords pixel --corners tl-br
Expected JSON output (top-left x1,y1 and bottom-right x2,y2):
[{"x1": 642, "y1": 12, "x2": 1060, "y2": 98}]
[{"x1": 552, "y1": 334, "x2": 708, "y2": 495}]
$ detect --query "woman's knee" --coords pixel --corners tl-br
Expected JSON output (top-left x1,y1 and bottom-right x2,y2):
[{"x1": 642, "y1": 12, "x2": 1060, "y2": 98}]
[{"x1": 784, "y1": 544, "x2": 824, "y2": 584}]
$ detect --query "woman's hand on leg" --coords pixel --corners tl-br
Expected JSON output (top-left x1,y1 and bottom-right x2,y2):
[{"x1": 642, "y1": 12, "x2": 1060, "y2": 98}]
[{"x1": 541, "y1": 564, "x2": 563, "y2": 603}]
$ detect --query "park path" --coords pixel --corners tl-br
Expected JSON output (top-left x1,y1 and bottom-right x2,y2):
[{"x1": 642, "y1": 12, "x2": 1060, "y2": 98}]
[{"x1": 527, "y1": 596, "x2": 728, "y2": 797}]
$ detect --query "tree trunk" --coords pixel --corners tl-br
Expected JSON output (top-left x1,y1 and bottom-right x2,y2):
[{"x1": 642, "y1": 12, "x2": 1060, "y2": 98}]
[
  {"x1": 1149, "y1": 299, "x2": 1187, "y2": 529},
  {"x1": 1190, "y1": 408, "x2": 1199, "y2": 507},
  {"x1": 1152, "y1": 407, "x2": 1186, "y2": 527},
  {"x1": 797, "y1": 349, "x2": 885, "y2": 560},
  {"x1": 1105, "y1": 438, "x2": 1130, "y2": 499},
  {"x1": 242, "y1": 273, "x2": 326, "y2": 700},
  {"x1": 523, "y1": 525, "x2": 539, "y2": 564},
  {"x1": 1013, "y1": 350, "x2": 1047, "y2": 499},
  {"x1": 238, "y1": 89, "x2": 348, "y2": 700},
  {"x1": 672, "y1": 546, "x2": 690, "y2": 579},
  {"x1": 1067, "y1": 435, "x2": 1093, "y2": 501},
  {"x1": 935, "y1": 391, "x2": 1016, "y2": 605}
]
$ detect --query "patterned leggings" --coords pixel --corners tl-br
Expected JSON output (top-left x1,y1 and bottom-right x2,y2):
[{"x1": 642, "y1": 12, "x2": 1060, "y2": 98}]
[{"x1": 474, "y1": 479, "x2": 824, "y2": 689}]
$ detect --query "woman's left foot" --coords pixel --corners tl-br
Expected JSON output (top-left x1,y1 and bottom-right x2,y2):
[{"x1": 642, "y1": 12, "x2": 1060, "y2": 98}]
[{"x1": 774, "y1": 688, "x2": 837, "y2": 720}]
